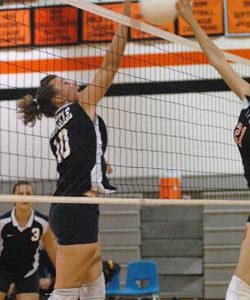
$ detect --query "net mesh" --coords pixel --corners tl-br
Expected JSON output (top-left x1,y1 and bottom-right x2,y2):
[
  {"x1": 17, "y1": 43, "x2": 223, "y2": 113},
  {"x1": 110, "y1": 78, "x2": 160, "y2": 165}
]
[{"x1": 0, "y1": 0, "x2": 250, "y2": 198}]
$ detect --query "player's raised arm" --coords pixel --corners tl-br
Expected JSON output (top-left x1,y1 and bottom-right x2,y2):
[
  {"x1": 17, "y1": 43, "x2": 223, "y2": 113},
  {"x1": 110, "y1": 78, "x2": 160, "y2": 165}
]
[
  {"x1": 78, "y1": 0, "x2": 130, "y2": 120},
  {"x1": 177, "y1": 0, "x2": 250, "y2": 100}
]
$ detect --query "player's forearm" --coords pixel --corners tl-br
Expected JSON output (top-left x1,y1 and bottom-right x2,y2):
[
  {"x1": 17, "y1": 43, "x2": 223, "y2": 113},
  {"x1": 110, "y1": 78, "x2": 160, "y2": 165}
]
[
  {"x1": 47, "y1": 248, "x2": 56, "y2": 266},
  {"x1": 102, "y1": 25, "x2": 128, "y2": 72},
  {"x1": 187, "y1": 17, "x2": 225, "y2": 65},
  {"x1": 44, "y1": 243, "x2": 57, "y2": 266},
  {"x1": 102, "y1": 1, "x2": 130, "y2": 71}
]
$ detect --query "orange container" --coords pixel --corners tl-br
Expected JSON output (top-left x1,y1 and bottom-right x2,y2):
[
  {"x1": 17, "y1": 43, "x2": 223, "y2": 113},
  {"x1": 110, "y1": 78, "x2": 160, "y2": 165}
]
[{"x1": 159, "y1": 177, "x2": 181, "y2": 199}]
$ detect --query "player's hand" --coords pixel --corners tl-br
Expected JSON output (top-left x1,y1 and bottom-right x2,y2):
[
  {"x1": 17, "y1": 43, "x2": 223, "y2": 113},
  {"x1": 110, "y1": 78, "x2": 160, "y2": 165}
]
[
  {"x1": 177, "y1": 0, "x2": 194, "y2": 23},
  {"x1": 106, "y1": 164, "x2": 113, "y2": 175},
  {"x1": 40, "y1": 278, "x2": 52, "y2": 290}
]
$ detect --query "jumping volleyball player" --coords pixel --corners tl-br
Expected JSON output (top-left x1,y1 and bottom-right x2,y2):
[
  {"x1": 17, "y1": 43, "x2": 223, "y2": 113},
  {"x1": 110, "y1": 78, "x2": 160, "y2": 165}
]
[
  {"x1": 17, "y1": 1, "x2": 130, "y2": 299},
  {"x1": 178, "y1": 0, "x2": 250, "y2": 298}
]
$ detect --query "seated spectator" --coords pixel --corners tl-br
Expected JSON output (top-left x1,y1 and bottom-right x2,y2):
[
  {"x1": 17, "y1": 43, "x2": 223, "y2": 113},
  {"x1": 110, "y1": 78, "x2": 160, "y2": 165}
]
[{"x1": 102, "y1": 260, "x2": 120, "y2": 284}]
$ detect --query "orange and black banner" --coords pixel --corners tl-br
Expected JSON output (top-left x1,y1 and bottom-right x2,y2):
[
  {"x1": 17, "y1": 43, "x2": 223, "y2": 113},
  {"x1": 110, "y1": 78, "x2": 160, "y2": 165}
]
[
  {"x1": 0, "y1": 9, "x2": 31, "y2": 48},
  {"x1": 34, "y1": 6, "x2": 79, "y2": 46},
  {"x1": 83, "y1": 3, "x2": 123, "y2": 42},
  {"x1": 82, "y1": 2, "x2": 175, "y2": 42},
  {"x1": 178, "y1": 0, "x2": 224, "y2": 36},
  {"x1": 1, "y1": 1, "x2": 250, "y2": 49},
  {"x1": 225, "y1": 0, "x2": 250, "y2": 35}
]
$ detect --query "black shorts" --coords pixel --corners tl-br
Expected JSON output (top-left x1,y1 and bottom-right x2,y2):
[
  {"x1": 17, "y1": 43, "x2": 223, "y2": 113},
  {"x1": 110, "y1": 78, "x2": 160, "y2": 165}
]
[
  {"x1": 49, "y1": 203, "x2": 99, "y2": 245},
  {"x1": 0, "y1": 271, "x2": 39, "y2": 294}
]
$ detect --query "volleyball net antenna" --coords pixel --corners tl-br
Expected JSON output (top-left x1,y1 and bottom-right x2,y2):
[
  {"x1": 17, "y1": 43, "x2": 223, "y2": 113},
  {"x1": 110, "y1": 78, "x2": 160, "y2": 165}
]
[{"x1": 1, "y1": 0, "x2": 250, "y2": 204}]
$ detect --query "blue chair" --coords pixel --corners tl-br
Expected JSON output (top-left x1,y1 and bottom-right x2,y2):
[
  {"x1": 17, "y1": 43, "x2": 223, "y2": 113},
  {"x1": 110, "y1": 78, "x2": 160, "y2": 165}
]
[
  {"x1": 120, "y1": 260, "x2": 160, "y2": 300},
  {"x1": 106, "y1": 267, "x2": 122, "y2": 297}
]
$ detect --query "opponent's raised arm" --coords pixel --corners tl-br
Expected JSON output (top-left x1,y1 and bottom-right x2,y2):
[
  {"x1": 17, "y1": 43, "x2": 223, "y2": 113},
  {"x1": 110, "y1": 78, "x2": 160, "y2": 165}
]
[
  {"x1": 79, "y1": 0, "x2": 130, "y2": 120},
  {"x1": 177, "y1": 0, "x2": 250, "y2": 100}
]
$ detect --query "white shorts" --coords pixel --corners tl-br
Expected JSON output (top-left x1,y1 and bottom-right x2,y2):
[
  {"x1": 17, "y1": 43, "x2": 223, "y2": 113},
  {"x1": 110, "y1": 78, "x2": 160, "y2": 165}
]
[{"x1": 226, "y1": 275, "x2": 250, "y2": 300}]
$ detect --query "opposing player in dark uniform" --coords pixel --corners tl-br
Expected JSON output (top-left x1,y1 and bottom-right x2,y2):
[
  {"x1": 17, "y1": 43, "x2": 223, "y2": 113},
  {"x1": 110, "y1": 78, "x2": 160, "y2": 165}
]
[
  {"x1": 0, "y1": 181, "x2": 56, "y2": 300},
  {"x1": 17, "y1": 1, "x2": 130, "y2": 300},
  {"x1": 178, "y1": 0, "x2": 250, "y2": 299}
]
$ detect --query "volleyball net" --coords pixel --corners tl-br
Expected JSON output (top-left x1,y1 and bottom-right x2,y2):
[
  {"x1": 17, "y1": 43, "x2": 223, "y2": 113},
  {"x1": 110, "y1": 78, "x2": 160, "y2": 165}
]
[{"x1": 1, "y1": 0, "x2": 250, "y2": 202}]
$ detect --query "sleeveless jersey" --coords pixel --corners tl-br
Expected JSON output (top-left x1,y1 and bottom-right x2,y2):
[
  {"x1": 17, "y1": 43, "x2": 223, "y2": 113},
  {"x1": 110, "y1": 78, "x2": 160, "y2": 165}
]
[
  {"x1": 234, "y1": 96, "x2": 250, "y2": 188},
  {"x1": 50, "y1": 103, "x2": 116, "y2": 196},
  {"x1": 0, "y1": 209, "x2": 48, "y2": 280}
]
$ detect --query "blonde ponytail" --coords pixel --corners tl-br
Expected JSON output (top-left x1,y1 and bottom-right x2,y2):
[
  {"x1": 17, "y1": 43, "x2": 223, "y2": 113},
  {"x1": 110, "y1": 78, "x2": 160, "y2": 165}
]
[
  {"x1": 16, "y1": 94, "x2": 42, "y2": 126},
  {"x1": 17, "y1": 75, "x2": 58, "y2": 126}
]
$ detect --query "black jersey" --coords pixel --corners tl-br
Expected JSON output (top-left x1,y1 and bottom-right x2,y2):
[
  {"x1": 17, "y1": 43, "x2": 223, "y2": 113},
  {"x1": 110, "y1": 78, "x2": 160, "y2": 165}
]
[
  {"x1": 50, "y1": 103, "x2": 116, "y2": 196},
  {"x1": 234, "y1": 96, "x2": 250, "y2": 188},
  {"x1": 0, "y1": 209, "x2": 48, "y2": 280}
]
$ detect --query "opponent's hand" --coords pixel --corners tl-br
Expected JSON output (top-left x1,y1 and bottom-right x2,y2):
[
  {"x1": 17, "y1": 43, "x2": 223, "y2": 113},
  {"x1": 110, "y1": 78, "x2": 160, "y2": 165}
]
[{"x1": 177, "y1": 0, "x2": 194, "y2": 23}]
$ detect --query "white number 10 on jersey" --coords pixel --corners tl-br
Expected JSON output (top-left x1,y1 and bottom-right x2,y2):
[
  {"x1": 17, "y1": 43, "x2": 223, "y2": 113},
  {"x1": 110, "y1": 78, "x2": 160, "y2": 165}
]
[{"x1": 53, "y1": 128, "x2": 71, "y2": 163}]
